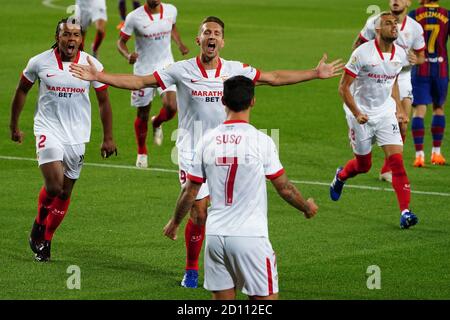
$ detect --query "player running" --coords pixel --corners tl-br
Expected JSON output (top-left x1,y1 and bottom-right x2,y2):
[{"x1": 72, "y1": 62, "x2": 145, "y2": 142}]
[
  {"x1": 117, "y1": 0, "x2": 141, "y2": 30},
  {"x1": 10, "y1": 18, "x2": 117, "y2": 262},
  {"x1": 330, "y1": 12, "x2": 418, "y2": 229},
  {"x1": 409, "y1": 0, "x2": 449, "y2": 167},
  {"x1": 163, "y1": 76, "x2": 318, "y2": 300},
  {"x1": 354, "y1": 0, "x2": 426, "y2": 182},
  {"x1": 70, "y1": 16, "x2": 343, "y2": 288},
  {"x1": 118, "y1": 0, "x2": 189, "y2": 168}
]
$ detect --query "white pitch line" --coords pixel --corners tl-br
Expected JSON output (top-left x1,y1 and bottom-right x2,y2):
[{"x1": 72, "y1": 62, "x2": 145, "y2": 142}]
[
  {"x1": 2, "y1": 155, "x2": 449, "y2": 197},
  {"x1": 42, "y1": 0, "x2": 66, "y2": 10}
]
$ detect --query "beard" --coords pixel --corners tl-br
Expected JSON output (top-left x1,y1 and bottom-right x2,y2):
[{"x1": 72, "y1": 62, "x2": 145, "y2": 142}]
[
  {"x1": 381, "y1": 34, "x2": 397, "y2": 43},
  {"x1": 391, "y1": 9, "x2": 405, "y2": 15}
]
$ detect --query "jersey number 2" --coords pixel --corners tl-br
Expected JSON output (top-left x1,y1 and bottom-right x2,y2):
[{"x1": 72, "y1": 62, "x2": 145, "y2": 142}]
[
  {"x1": 216, "y1": 157, "x2": 238, "y2": 206},
  {"x1": 38, "y1": 135, "x2": 46, "y2": 149}
]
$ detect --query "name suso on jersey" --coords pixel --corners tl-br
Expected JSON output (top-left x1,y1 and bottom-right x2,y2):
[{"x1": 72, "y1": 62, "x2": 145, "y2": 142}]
[
  {"x1": 344, "y1": 40, "x2": 409, "y2": 118},
  {"x1": 22, "y1": 49, "x2": 108, "y2": 145},
  {"x1": 153, "y1": 57, "x2": 260, "y2": 152}
]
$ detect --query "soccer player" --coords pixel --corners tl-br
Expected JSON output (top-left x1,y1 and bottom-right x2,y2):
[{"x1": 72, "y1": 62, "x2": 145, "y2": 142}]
[
  {"x1": 117, "y1": 0, "x2": 141, "y2": 30},
  {"x1": 163, "y1": 76, "x2": 318, "y2": 300},
  {"x1": 75, "y1": 0, "x2": 108, "y2": 57},
  {"x1": 9, "y1": 18, "x2": 117, "y2": 262},
  {"x1": 354, "y1": 0, "x2": 426, "y2": 182},
  {"x1": 330, "y1": 12, "x2": 418, "y2": 229},
  {"x1": 70, "y1": 16, "x2": 342, "y2": 288},
  {"x1": 118, "y1": 0, "x2": 189, "y2": 168},
  {"x1": 409, "y1": 0, "x2": 449, "y2": 166}
]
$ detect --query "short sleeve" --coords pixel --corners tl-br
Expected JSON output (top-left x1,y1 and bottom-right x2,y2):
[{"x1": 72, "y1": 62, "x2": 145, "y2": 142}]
[
  {"x1": 171, "y1": 5, "x2": 178, "y2": 24},
  {"x1": 90, "y1": 56, "x2": 109, "y2": 91},
  {"x1": 412, "y1": 25, "x2": 426, "y2": 51},
  {"x1": 344, "y1": 48, "x2": 363, "y2": 78},
  {"x1": 188, "y1": 139, "x2": 206, "y2": 183},
  {"x1": 263, "y1": 137, "x2": 284, "y2": 180},
  {"x1": 233, "y1": 62, "x2": 261, "y2": 84},
  {"x1": 153, "y1": 62, "x2": 180, "y2": 90},
  {"x1": 22, "y1": 56, "x2": 38, "y2": 85},
  {"x1": 359, "y1": 16, "x2": 377, "y2": 42},
  {"x1": 120, "y1": 13, "x2": 134, "y2": 40}
]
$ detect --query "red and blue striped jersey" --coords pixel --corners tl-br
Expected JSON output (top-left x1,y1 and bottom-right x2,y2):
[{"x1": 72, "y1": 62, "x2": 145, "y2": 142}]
[{"x1": 409, "y1": 3, "x2": 450, "y2": 78}]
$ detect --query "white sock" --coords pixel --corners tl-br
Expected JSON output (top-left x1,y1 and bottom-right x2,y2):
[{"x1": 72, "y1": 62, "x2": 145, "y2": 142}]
[
  {"x1": 416, "y1": 150, "x2": 425, "y2": 158},
  {"x1": 432, "y1": 147, "x2": 441, "y2": 155},
  {"x1": 401, "y1": 209, "x2": 410, "y2": 215}
]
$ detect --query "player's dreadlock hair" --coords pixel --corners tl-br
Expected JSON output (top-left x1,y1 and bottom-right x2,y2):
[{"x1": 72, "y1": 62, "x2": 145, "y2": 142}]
[
  {"x1": 199, "y1": 16, "x2": 225, "y2": 37},
  {"x1": 51, "y1": 17, "x2": 83, "y2": 50}
]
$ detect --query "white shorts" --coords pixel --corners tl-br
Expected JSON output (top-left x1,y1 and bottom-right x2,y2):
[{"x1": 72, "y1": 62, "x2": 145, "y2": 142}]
[
  {"x1": 35, "y1": 133, "x2": 85, "y2": 180},
  {"x1": 179, "y1": 151, "x2": 209, "y2": 200},
  {"x1": 346, "y1": 112, "x2": 403, "y2": 155},
  {"x1": 398, "y1": 72, "x2": 413, "y2": 101},
  {"x1": 131, "y1": 85, "x2": 176, "y2": 107},
  {"x1": 78, "y1": 1, "x2": 107, "y2": 30},
  {"x1": 204, "y1": 235, "x2": 279, "y2": 297}
]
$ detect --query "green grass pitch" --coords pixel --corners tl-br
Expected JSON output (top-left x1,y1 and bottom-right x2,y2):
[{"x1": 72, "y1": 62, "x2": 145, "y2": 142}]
[{"x1": 0, "y1": 0, "x2": 449, "y2": 299}]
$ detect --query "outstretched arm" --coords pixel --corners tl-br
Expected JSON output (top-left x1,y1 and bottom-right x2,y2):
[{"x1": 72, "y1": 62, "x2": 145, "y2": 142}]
[
  {"x1": 270, "y1": 173, "x2": 318, "y2": 219},
  {"x1": 70, "y1": 57, "x2": 158, "y2": 90},
  {"x1": 163, "y1": 180, "x2": 202, "y2": 240},
  {"x1": 256, "y1": 54, "x2": 344, "y2": 86},
  {"x1": 95, "y1": 89, "x2": 118, "y2": 158},
  {"x1": 10, "y1": 77, "x2": 33, "y2": 143},
  {"x1": 171, "y1": 24, "x2": 189, "y2": 56}
]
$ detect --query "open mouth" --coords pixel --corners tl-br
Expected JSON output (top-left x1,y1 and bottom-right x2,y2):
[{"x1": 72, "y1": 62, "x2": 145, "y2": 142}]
[
  {"x1": 67, "y1": 43, "x2": 76, "y2": 55},
  {"x1": 207, "y1": 42, "x2": 216, "y2": 53}
]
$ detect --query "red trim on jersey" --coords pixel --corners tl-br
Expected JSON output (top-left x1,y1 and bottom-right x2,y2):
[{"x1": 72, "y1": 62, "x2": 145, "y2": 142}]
[
  {"x1": 144, "y1": 3, "x2": 163, "y2": 21},
  {"x1": 400, "y1": 16, "x2": 407, "y2": 31},
  {"x1": 215, "y1": 58, "x2": 222, "y2": 78},
  {"x1": 153, "y1": 71, "x2": 166, "y2": 90},
  {"x1": 374, "y1": 39, "x2": 384, "y2": 60},
  {"x1": 415, "y1": 45, "x2": 426, "y2": 52},
  {"x1": 54, "y1": 48, "x2": 64, "y2": 70},
  {"x1": 120, "y1": 31, "x2": 131, "y2": 41},
  {"x1": 196, "y1": 56, "x2": 209, "y2": 78},
  {"x1": 187, "y1": 174, "x2": 206, "y2": 183},
  {"x1": 94, "y1": 84, "x2": 109, "y2": 92},
  {"x1": 74, "y1": 50, "x2": 81, "y2": 64},
  {"x1": 253, "y1": 69, "x2": 261, "y2": 84},
  {"x1": 344, "y1": 68, "x2": 357, "y2": 78},
  {"x1": 243, "y1": 63, "x2": 249, "y2": 68},
  {"x1": 266, "y1": 168, "x2": 285, "y2": 180},
  {"x1": 266, "y1": 258, "x2": 274, "y2": 295},
  {"x1": 358, "y1": 33, "x2": 368, "y2": 42},
  {"x1": 390, "y1": 44, "x2": 396, "y2": 61},
  {"x1": 160, "y1": 4, "x2": 164, "y2": 19},
  {"x1": 21, "y1": 73, "x2": 34, "y2": 86},
  {"x1": 224, "y1": 120, "x2": 248, "y2": 124}
]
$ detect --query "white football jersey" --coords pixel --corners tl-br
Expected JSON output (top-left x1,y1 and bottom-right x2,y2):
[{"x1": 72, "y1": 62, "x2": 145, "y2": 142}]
[
  {"x1": 154, "y1": 57, "x2": 260, "y2": 152},
  {"x1": 188, "y1": 120, "x2": 284, "y2": 238},
  {"x1": 121, "y1": 3, "x2": 176, "y2": 75},
  {"x1": 22, "y1": 49, "x2": 108, "y2": 145},
  {"x1": 344, "y1": 40, "x2": 408, "y2": 118},
  {"x1": 75, "y1": 0, "x2": 105, "y2": 9},
  {"x1": 359, "y1": 14, "x2": 425, "y2": 77}
]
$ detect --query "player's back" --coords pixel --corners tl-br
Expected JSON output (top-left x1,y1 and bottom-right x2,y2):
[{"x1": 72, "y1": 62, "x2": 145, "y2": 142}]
[
  {"x1": 410, "y1": 3, "x2": 449, "y2": 77},
  {"x1": 194, "y1": 120, "x2": 283, "y2": 238}
]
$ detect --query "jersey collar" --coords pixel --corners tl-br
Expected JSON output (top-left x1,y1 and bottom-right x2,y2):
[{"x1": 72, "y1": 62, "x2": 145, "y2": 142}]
[
  {"x1": 374, "y1": 39, "x2": 396, "y2": 61},
  {"x1": 144, "y1": 3, "x2": 163, "y2": 21},
  {"x1": 53, "y1": 48, "x2": 81, "y2": 70},
  {"x1": 424, "y1": 3, "x2": 439, "y2": 8},
  {"x1": 400, "y1": 15, "x2": 407, "y2": 31},
  {"x1": 224, "y1": 120, "x2": 248, "y2": 124},
  {"x1": 196, "y1": 56, "x2": 222, "y2": 78}
]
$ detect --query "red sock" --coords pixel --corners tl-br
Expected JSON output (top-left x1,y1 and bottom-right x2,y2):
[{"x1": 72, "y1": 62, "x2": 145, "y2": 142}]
[
  {"x1": 134, "y1": 117, "x2": 148, "y2": 155},
  {"x1": 36, "y1": 187, "x2": 55, "y2": 224},
  {"x1": 185, "y1": 219, "x2": 205, "y2": 271},
  {"x1": 152, "y1": 107, "x2": 176, "y2": 128},
  {"x1": 92, "y1": 31, "x2": 105, "y2": 52},
  {"x1": 44, "y1": 197, "x2": 71, "y2": 241},
  {"x1": 338, "y1": 153, "x2": 372, "y2": 181},
  {"x1": 380, "y1": 158, "x2": 390, "y2": 174},
  {"x1": 388, "y1": 153, "x2": 410, "y2": 211}
]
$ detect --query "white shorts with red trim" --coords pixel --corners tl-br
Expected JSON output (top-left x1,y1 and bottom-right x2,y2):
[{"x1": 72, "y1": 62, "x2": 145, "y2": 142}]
[
  {"x1": 398, "y1": 70, "x2": 413, "y2": 101},
  {"x1": 346, "y1": 111, "x2": 403, "y2": 155},
  {"x1": 35, "y1": 133, "x2": 85, "y2": 180},
  {"x1": 78, "y1": 2, "x2": 107, "y2": 30},
  {"x1": 204, "y1": 235, "x2": 278, "y2": 297},
  {"x1": 130, "y1": 85, "x2": 176, "y2": 107},
  {"x1": 178, "y1": 151, "x2": 209, "y2": 200}
]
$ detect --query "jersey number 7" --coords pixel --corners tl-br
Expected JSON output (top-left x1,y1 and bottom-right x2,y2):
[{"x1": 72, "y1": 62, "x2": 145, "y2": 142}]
[{"x1": 216, "y1": 157, "x2": 238, "y2": 206}]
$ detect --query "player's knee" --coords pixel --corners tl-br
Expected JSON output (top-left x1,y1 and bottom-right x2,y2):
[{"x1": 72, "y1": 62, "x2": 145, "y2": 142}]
[
  {"x1": 164, "y1": 101, "x2": 177, "y2": 114},
  {"x1": 45, "y1": 183, "x2": 63, "y2": 198},
  {"x1": 387, "y1": 153, "x2": 404, "y2": 172},
  {"x1": 356, "y1": 154, "x2": 372, "y2": 173}
]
